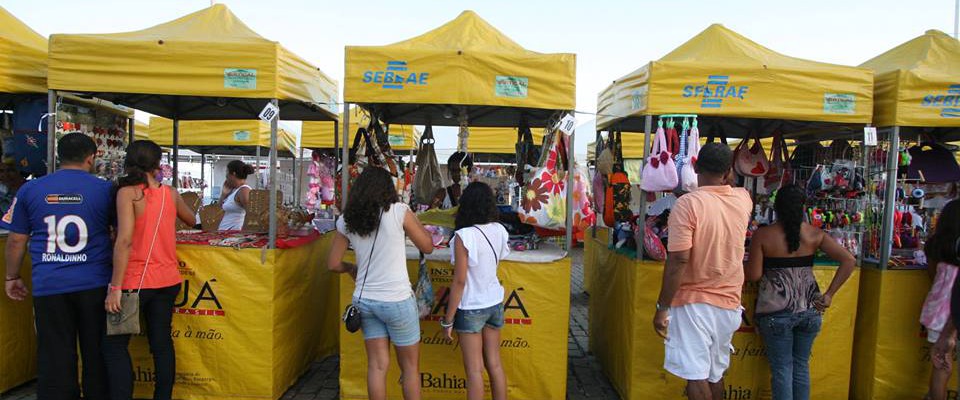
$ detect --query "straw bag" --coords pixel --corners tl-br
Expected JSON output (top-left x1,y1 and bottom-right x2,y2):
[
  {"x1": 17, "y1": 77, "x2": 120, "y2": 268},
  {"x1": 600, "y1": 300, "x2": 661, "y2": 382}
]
[
  {"x1": 107, "y1": 186, "x2": 167, "y2": 336},
  {"x1": 679, "y1": 124, "x2": 701, "y2": 192},
  {"x1": 596, "y1": 135, "x2": 615, "y2": 175},
  {"x1": 413, "y1": 124, "x2": 444, "y2": 207},
  {"x1": 735, "y1": 134, "x2": 769, "y2": 177},
  {"x1": 177, "y1": 192, "x2": 201, "y2": 231},
  {"x1": 640, "y1": 125, "x2": 678, "y2": 192},
  {"x1": 198, "y1": 204, "x2": 225, "y2": 232}
]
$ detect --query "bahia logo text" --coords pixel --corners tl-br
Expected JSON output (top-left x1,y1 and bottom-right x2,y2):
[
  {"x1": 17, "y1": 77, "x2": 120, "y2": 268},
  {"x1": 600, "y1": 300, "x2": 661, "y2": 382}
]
[
  {"x1": 682, "y1": 75, "x2": 749, "y2": 108},
  {"x1": 362, "y1": 61, "x2": 429, "y2": 90},
  {"x1": 921, "y1": 84, "x2": 960, "y2": 118}
]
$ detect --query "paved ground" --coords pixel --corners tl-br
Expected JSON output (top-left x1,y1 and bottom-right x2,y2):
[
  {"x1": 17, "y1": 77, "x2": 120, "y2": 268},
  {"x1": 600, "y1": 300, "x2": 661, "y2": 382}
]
[{"x1": 1, "y1": 248, "x2": 618, "y2": 400}]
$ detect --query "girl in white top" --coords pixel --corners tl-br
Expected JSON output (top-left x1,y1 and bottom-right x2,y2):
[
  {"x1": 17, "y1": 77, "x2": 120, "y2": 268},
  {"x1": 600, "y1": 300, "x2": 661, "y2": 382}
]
[
  {"x1": 218, "y1": 160, "x2": 254, "y2": 231},
  {"x1": 327, "y1": 167, "x2": 433, "y2": 400},
  {"x1": 442, "y1": 182, "x2": 509, "y2": 400}
]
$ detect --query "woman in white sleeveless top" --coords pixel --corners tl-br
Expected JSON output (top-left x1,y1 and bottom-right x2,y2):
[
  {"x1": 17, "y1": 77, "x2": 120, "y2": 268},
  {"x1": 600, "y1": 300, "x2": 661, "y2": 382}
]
[
  {"x1": 328, "y1": 167, "x2": 434, "y2": 400},
  {"x1": 218, "y1": 160, "x2": 254, "y2": 231}
]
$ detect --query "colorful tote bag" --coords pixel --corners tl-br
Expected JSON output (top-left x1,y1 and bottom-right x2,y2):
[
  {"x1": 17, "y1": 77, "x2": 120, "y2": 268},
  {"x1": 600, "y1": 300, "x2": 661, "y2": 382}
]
[
  {"x1": 735, "y1": 133, "x2": 770, "y2": 177},
  {"x1": 520, "y1": 129, "x2": 595, "y2": 233},
  {"x1": 415, "y1": 252, "x2": 435, "y2": 318}
]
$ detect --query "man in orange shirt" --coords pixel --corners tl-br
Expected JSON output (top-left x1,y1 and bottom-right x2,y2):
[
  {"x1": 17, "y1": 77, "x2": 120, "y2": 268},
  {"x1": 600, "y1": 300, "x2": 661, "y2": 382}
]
[{"x1": 653, "y1": 143, "x2": 752, "y2": 400}]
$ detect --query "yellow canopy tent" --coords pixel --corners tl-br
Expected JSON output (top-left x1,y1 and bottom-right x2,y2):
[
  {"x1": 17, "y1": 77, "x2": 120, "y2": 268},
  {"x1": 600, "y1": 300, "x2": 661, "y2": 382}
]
[
  {"x1": 344, "y1": 10, "x2": 575, "y2": 127},
  {"x1": 467, "y1": 127, "x2": 545, "y2": 154},
  {"x1": 134, "y1": 120, "x2": 149, "y2": 141},
  {"x1": 0, "y1": 6, "x2": 45, "y2": 99},
  {"x1": 301, "y1": 107, "x2": 421, "y2": 150},
  {"x1": 48, "y1": 4, "x2": 340, "y2": 247},
  {"x1": 48, "y1": 4, "x2": 338, "y2": 121},
  {"x1": 861, "y1": 30, "x2": 960, "y2": 130},
  {"x1": 596, "y1": 24, "x2": 873, "y2": 136},
  {"x1": 148, "y1": 117, "x2": 298, "y2": 156}
]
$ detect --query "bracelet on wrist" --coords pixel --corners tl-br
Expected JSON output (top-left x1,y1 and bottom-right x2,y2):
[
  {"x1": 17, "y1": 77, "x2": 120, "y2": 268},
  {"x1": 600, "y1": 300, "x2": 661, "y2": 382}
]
[
  {"x1": 440, "y1": 319, "x2": 454, "y2": 328},
  {"x1": 5, "y1": 275, "x2": 21, "y2": 282},
  {"x1": 108, "y1": 284, "x2": 122, "y2": 292}
]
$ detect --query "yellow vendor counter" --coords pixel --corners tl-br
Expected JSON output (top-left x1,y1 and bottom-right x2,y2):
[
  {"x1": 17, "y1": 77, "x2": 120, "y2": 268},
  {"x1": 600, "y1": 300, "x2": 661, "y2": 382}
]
[
  {"x1": 852, "y1": 267, "x2": 957, "y2": 399},
  {"x1": 129, "y1": 233, "x2": 341, "y2": 400},
  {"x1": 338, "y1": 244, "x2": 571, "y2": 399},
  {"x1": 585, "y1": 227, "x2": 860, "y2": 400},
  {"x1": 0, "y1": 235, "x2": 38, "y2": 394}
]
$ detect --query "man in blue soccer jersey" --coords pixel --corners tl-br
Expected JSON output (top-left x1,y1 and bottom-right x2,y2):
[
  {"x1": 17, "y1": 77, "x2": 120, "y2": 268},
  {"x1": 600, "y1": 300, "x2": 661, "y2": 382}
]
[{"x1": 3, "y1": 133, "x2": 113, "y2": 400}]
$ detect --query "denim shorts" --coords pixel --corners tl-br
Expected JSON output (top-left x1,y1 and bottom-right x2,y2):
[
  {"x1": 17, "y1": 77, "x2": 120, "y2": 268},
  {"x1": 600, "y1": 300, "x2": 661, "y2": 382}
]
[
  {"x1": 453, "y1": 303, "x2": 505, "y2": 333},
  {"x1": 354, "y1": 296, "x2": 421, "y2": 346}
]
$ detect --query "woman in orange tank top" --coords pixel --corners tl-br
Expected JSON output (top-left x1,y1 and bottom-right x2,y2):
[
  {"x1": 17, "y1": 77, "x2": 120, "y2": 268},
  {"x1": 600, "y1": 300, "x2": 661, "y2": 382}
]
[{"x1": 104, "y1": 140, "x2": 196, "y2": 400}]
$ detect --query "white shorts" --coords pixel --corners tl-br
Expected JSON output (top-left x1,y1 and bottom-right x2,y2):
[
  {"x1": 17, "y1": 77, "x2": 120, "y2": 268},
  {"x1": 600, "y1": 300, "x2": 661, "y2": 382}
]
[{"x1": 664, "y1": 303, "x2": 742, "y2": 383}]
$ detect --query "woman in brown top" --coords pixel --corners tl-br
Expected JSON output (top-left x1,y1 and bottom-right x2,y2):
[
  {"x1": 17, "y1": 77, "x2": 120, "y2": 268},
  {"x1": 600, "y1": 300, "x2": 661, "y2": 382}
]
[{"x1": 745, "y1": 185, "x2": 855, "y2": 400}]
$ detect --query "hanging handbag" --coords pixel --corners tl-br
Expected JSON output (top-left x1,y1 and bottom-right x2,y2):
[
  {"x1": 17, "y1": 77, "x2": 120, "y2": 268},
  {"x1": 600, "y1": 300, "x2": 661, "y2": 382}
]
[
  {"x1": 679, "y1": 123, "x2": 701, "y2": 192},
  {"x1": 107, "y1": 185, "x2": 167, "y2": 336},
  {"x1": 592, "y1": 135, "x2": 607, "y2": 214},
  {"x1": 514, "y1": 123, "x2": 538, "y2": 185},
  {"x1": 415, "y1": 252, "x2": 434, "y2": 318},
  {"x1": 764, "y1": 133, "x2": 791, "y2": 192},
  {"x1": 412, "y1": 124, "x2": 444, "y2": 207},
  {"x1": 640, "y1": 124, "x2": 678, "y2": 192},
  {"x1": 520, "y1": 128, "x2": 566, "y2": 229},
  {"x1": 343, "y1": 210, "x2": 382, "y2": 333},
  {"x1": 735, "y1": 133, "x2": 769, "y2": 177},
  {"x1": 907, "y1": 141, "x2": 960, "y2": 183},
  {"x1": 370, "y1": 120, "x2": 400, "y2": 177},
  {"x1": 596, "y1": 137, "x2": 615, "y2": 175},
  {"x1": 642, "y1": 217, "x2": 667, "y2": 261}
]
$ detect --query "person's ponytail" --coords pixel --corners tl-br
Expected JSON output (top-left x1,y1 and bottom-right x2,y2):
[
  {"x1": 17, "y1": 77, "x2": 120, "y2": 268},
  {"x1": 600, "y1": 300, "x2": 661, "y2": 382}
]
[{"x1": 774, "y1": 185, "x2": 806, "y2": 253}]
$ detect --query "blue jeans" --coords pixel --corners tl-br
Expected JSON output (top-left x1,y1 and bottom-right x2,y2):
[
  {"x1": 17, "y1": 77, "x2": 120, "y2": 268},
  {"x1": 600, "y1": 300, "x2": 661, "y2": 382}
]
[
  {"x1": 757, "y1": 309, "x2": 822, "y2": 400},
  {"x1": 453, "y1": 303, "x2": 505, "y2": 333}
]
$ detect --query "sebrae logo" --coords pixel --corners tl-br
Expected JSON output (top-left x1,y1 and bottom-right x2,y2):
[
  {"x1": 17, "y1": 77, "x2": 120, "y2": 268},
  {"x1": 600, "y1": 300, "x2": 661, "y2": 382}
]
[
  {"x1": 921, "y1": 84, "x2": 960, "y2": 118},
  {"x1": 362, "y1": 61, "x2": 429, "y2": 90},
  {"x1": 682, "y1": 75, "x2": 749, "y2": 109}
]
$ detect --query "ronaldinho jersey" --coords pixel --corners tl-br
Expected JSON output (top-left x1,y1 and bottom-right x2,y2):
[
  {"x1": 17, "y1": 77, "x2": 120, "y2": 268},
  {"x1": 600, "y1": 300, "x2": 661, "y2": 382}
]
[{"x1": 0, "y1": 169, "x2": 114, "y2": 296}]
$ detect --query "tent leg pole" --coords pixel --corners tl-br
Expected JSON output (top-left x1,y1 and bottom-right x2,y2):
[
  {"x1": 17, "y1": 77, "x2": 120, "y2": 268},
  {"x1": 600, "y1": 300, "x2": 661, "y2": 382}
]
[
  {"x1": 565, "y1": 113, "x2": 576, "y2": 252},
  {"x1": 46, "y1": 90, "x2": 57, "y2": 175},
  {"x1": 341, "y1": 104, "x2": 351, "y2": 211},
  {"x1": 173, "y1": 119, "x2": 180, "y2": 189},
  {"x1": 128, "y1": 117, "x2": 135, "y2": 144},
  {"x1": 268, "y1": 99, "x2": 279, "y2": 250},
  {"x1": 255, "y1": 145, "x2": 262, "y2": 189},
  {"x1": 879, "y1": 126, "x2": 899, "y2": 269},
  {"x1": 295, "y1": 148, "x2": 304, "y2": 207},
  {"x1": 200, "y1": 152, "x2": 206, "y2": 199}
]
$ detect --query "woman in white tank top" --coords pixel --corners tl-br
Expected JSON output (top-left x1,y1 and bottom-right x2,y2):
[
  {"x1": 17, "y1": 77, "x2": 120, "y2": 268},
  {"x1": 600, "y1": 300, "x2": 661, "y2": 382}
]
[{"x1": 218, "y1": 160, "x2": 254, "y2": 231}]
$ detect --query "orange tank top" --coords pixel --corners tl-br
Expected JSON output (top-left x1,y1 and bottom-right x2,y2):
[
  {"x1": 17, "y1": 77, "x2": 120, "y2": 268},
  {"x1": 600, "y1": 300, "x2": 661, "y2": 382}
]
[{"x1": 122, "y1": 184, "x2": 182, "y2": 290}]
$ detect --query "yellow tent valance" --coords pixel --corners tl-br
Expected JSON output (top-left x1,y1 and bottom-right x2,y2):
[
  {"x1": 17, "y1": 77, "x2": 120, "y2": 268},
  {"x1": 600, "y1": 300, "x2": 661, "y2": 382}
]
[
  {"x1": 597, "y1": 24, "x2": 873, "y2": 131},
  {"x1": 147, "y1": 117, "x2": 297, "y2": 155},
  {"x1": 466, "y1": 127, "x2": 545, "y2": 154},
  {"x1": 48, "y1": 4, "x2": 338, "y2": 121},
  {"x1": 586, "y1": 132, "x2": 649, "y2": 160},
  {"x1": 134, "y1": 120, "x2": 149, "y2": 141},
  {"x1": 0, "y1": 6, "x2": 46, "y2": 95},
  {"x1": 344, "y1": 10, "x2": 575, "y2": 127},
  {"x1": 301, "y1": 107, "x2": 421, "y2": 150},
  {"x1": 861, "y1": 30, "x2": 960, "y2": 128}
]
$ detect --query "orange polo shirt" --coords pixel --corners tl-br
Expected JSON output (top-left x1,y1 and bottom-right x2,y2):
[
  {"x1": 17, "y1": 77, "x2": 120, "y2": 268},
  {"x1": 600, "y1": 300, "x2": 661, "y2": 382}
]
[{"x1": 667, "y1": 185, "x2": 752, "y2": 310}]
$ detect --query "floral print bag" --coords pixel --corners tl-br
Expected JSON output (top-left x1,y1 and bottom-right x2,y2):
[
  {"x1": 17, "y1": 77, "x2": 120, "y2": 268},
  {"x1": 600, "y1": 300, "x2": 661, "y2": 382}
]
[{"x1": 520, "y1": 128, "x2": 595, "y2": 233}]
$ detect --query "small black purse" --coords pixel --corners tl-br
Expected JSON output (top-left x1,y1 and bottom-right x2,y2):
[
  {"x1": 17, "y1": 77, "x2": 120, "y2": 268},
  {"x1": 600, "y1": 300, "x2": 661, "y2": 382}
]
[{"x1": 343, "y1": 212, "x2": 381, "y2": 333}]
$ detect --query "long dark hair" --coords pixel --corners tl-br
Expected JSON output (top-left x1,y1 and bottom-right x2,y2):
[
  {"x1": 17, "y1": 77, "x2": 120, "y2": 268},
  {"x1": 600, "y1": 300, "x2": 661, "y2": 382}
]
[
  {"x1": 118, "y1": 140, "x2": 162, "y2": 190},
  {"x1": 455, "y1": 182, "x2": 499, "y2": 231},
  {"x1": 926, "y1": 199, "x2": 960, "y2": 267},
  {"x1": 227, "y1": 160, "x2": 255, "y2": 179},
  {"x1": 775, "y1": 185, "x2": 806, "y2": 253},
  {"x1": 343, "y1": 167, "x2": 398, "y2": 236}
]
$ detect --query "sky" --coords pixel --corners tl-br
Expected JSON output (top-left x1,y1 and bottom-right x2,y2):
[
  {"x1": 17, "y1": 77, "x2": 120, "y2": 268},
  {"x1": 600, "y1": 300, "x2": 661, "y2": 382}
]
[{"x1": 4, "y1": 0, "x2": 958, "y2": 157}]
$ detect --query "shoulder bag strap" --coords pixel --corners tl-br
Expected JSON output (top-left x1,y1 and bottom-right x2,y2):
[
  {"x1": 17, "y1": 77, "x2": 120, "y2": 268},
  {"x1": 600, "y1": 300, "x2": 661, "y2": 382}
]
[
  {"x1": 471, "y1": 225, "x2": 500, "y2": 265},
  {"x1": 136, "y1": 184, "x2": 167, "y2": 293},
  {"x1": 355, "y1": 209, "x2": 383, "y2": 302}
]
